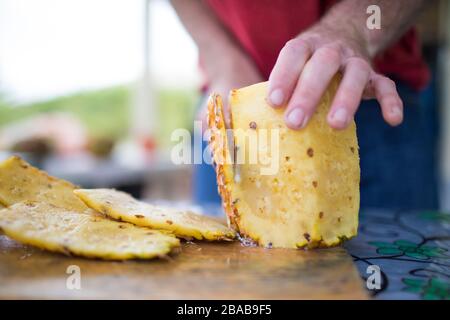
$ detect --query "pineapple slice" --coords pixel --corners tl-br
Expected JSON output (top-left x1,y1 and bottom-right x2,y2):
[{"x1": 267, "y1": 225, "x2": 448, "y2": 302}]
[
  {"x1": 0, "y1": 157, "x2": 180, "y2": 259},
  {"x1": 0, "y1": 202, "x2": 180, "y2": 260},
  {"x1": 208, "y1": 76, "x2": 360, "y2": 248},
  {"x1": 74, "y1": 188, "x2": 236, "y2": 241},
  {"x1": 0, "y1": 156, "x2": 91, "y2": 213}
]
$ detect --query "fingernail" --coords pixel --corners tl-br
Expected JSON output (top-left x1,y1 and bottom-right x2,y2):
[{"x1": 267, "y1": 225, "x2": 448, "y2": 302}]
[
  {"x1": 269, "y1": 89, "x2": 284, "y2": 107},
  {"x1": 286, "y1": 108, "x2": 305, "y2": 129},
  {"x1": 331, "y1": 108, "x2": 349, "y2": 127},
  {"x1": 390, "y1": 107, "x2": 403, "y2": 119}
]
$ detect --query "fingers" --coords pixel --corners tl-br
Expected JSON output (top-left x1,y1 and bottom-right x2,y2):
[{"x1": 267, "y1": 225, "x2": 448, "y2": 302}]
[
  {"x1": 268, "y1": 37, "x2": 404, "y2": 130},
  {"x1": 284, "y1": 46, "x2": 341, "y2": 130},
  {"x1": 327, "y1": 57, "x2": 370, "y2": 129},
  {"x1": 267, "y1": 39, "x2": 311, "y2": 107},
  {"x1": 371, "y1": 74, "x2": 404, "y2": 126}
]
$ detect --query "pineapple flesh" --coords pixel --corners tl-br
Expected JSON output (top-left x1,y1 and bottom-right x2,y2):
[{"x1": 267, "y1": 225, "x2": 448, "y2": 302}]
[
  {"x1": 0, "y1": 201, "x2": 180, "y2": 260},
  {"x1": 208, "y1": 76, "x2": 360, "y2": 248},
  {"x1": 0, "y1": 157, "x2": 180, "y2": 260},
  {"x1": 0, "y1": 156, "x2": 91, "y2": 212},
  {"x1": 74, "y1": 188, "x2": 236, "y2": 241}
]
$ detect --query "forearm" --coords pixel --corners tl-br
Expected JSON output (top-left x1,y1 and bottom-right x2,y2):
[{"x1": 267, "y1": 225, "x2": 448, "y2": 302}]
[
  {"x1": 170, "y1": 0, "x2": 253, "y2": 82},
  {"x1": 319, "y1": 0, "x2": 427, "y2": 57}
]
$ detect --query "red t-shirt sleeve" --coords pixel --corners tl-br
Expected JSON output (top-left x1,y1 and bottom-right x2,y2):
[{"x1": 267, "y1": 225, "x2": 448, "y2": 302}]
[{"x1": 204, "y1": 0, "x2": 430, "y2": 91}]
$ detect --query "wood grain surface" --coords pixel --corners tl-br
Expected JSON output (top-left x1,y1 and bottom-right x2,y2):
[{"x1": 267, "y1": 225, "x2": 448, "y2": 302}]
[{"x1": 0, "y1": 235, "x2": 367, "y2": 299}]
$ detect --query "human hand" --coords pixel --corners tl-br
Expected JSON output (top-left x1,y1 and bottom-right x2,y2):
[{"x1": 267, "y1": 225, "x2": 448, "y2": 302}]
[
  {"x1": 267, "y1": 22, "x2": 404, "y2": 130},
  {"x1": 199, "y1": 52, "x2": 263, "y2": 130}
]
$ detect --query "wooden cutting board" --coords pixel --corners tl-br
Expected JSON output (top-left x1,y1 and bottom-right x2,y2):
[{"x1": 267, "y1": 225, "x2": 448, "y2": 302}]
[{"x1": 0, "y1": 235, "x2": 367, "y2": 299}]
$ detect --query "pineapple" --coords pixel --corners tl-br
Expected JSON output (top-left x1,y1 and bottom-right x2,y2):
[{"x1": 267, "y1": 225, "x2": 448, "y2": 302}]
[
  {"x1": 0, "y1": 157, "x2": 180, "y2": 260},
  {"x1": 208, "y1": 75, "x2": 360, "y2": 248},
  {"x1": 0, "y1": 201, "x2": 180, "y2": 260},
  {"x1": 0, "y1": 156, "x2": 90, "y2": 212},
  {"x1": 74, "y1": 188, "x2": 236, "y2": 241}
]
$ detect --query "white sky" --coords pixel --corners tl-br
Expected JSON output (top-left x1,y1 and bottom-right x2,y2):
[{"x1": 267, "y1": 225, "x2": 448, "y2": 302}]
[{"x1": 0, "y1": 0, "x2": 200, "y2": 103}]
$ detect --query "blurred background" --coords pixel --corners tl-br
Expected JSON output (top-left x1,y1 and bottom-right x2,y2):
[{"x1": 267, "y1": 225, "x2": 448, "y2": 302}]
[
  {"x1": 0, "y1": 0, "x2": 199, "y2": 205},
  {"x1": 0, "y1": 0, "x2": 449, "y2": 210}
]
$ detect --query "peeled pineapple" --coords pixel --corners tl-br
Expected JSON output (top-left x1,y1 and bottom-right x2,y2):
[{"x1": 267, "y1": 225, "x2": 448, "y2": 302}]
[
  {"x1": 208, "y1": 76, "x2": 360, "y2": 248},
  {"x1": 0, "y1": 201, "x2": 180, "y2": 260},
  {"x1": 74, "y1": 188, "x2": 236, "y2": 241},
  {"x1": 0, "y1": 156, "x2": 91, "y2": 212},
  {"x1": 0, "y1": 157, "x2": 180, "y2": 260}
]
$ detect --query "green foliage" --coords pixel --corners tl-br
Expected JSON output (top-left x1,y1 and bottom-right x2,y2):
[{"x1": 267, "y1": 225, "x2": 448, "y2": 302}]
[
  {"x1": 156, "y1": 88, "x2": 199, "y2": 147},
  {"x1": 0, "y1": 86, "x2": 198, "y2": 145},
  {"x1": 0, "y1": 86, "x2": 130, "y2": 139}
]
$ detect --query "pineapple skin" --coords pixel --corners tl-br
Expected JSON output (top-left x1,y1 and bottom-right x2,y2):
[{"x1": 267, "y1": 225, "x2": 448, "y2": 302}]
[{"x1": 208, "y1": 76, "x2": 360, "y2": 249}]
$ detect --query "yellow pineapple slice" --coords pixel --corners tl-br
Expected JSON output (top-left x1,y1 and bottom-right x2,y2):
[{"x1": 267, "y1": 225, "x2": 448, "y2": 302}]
[
  {"x1": 207, "y1": 76, "x2": 360, "y2": 248},
  {"x1": 74, "y1": 188, "x2": 236, "y2": 241},
  {"x1": 0, "y1": 156, "x2": 91, "y2": 213},
  {"x1": 0, "y1": 202, "x2": 180, "y2": 260}
]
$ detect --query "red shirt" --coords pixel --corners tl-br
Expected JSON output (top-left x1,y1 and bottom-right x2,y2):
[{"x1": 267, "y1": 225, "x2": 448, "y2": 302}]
[{"x1": 205, "y1": 0, "x2": 430, "y2": 91}]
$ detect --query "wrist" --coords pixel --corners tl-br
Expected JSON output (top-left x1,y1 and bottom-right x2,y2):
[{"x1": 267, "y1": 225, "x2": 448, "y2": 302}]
[
  {"x1": 318, "y1": 1, "x2": 378, "y2": 58},
  {"x1": 203, "y1": 45, "x2": 256, "y2": 84}
]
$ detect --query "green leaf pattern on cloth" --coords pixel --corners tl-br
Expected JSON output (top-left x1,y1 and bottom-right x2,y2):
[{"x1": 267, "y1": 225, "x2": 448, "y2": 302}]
[
  {"x1": 369, "y1": 240, "x2": 448, "y2": 260},
  {"x1": 402, "y1": 277, "x2": 450, "y2": 300}
]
